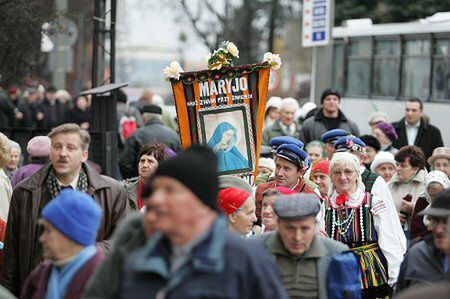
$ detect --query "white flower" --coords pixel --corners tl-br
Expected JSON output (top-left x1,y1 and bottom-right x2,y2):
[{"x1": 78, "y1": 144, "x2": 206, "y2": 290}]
[
  {"x1": 226, "y1": 42, "x2": 239, "y2": 58},
  {"x1": 163, "y1": 61, "x2": 184, "y2": 80},
  {"x1": 206, "y1": 53, "x2": 212, "y2": 60},
  {"x1": 263, "y1": 52, "x2": 282, "y2": 70}
]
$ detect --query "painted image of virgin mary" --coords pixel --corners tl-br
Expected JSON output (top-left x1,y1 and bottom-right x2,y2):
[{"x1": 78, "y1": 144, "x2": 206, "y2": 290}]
[{"x1": 207, "y1": 122, "x2": 249, "y2": 172}]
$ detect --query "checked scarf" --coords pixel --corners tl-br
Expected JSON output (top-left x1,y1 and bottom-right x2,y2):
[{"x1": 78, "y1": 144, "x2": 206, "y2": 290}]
[{"x1": 46, "y1": 167, "x2": 88, "y2": 199}]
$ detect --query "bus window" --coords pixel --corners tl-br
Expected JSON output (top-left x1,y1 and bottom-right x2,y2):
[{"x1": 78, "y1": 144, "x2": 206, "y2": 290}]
[
  {"x1": 333, "y1": 42, "x2": 345, "y2": 93},
  {"x1": 401, "y1": 38, "x2": 431, "y2": 99},
  {"x1": 373, "y1": 39, "x2": 400, "y2": 97},
  {"x1": 347, "y1": 38, "x2": 372, "y2": 96},
  {"x1": 432, "y1": 38, "x2": 450, "y2": 100}
]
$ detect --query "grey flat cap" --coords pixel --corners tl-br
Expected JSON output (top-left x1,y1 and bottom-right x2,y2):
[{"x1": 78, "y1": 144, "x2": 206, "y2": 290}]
[
  {"x1": 218, "y1": 175, "x2": 253, "y2": 194},
  {"x1": 274, "y1": 194, "x2": 321, "y2": 220}
]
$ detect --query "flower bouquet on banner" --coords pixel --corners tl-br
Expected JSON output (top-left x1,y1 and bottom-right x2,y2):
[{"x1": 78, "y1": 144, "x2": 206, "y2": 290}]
[{"x1": 163, "y1": 41, "x2": 282, "y2": 182}]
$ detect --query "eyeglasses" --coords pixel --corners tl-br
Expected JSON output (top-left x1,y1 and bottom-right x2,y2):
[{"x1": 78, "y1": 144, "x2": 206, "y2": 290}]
[{"x1": 331, "y1": 169, "x2": 356, "y2": 177}]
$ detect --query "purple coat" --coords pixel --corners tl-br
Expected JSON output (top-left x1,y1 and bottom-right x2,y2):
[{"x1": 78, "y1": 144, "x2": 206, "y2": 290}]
[
  {"x1": 20, "y1": 249, "x2": 105, "y2": 299},
  {"x1": 11, "y1": 163, "x2": 46, "y2": 188}
]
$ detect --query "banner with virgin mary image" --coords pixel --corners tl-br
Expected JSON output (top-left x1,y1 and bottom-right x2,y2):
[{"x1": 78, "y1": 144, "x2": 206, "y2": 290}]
[{"x1": 164, "y1": 42, "x2": 282, "y2": 178}]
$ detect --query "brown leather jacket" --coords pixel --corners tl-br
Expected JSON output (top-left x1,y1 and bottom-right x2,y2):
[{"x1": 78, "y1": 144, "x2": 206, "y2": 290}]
[{"x1": 0, "y1": 162, "x2": 130, "y2": 296}]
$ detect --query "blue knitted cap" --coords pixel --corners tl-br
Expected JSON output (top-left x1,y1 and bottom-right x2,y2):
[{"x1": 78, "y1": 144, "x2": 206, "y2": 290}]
[{"x1": 42, "y1": 189, "x2": 103, "y2": 246}]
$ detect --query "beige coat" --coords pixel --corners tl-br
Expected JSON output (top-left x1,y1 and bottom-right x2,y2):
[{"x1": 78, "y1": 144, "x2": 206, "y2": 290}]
[
  {"x1": 388, "y1": 169, "x2": 427, "y2": 232},
  {"x1": 0, "y1": 169, "x2": 12, "y2": 221}
]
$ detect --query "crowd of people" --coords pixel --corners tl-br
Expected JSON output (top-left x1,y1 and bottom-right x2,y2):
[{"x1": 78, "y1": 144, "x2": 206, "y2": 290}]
[{"x1": 0, "y1": 84, "x2": 449, "y2": 299}]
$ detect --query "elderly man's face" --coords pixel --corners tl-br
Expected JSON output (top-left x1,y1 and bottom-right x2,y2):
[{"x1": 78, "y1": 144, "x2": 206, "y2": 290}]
[
  {"x1": 39, "y1": 220, "x2": 77, "y2": 261},
  {"x1": 322, "y1": 95, "x2": 340, "y2": 114},
  {"x1": 229, "y1": 198, "x2": 257, "y2": 236},
  {"x1": 277, "y1": 217, "x2": 317, "y2": 257},
  {"x1": 275, "y1": 157, "x2": 303, "y2": 189},
  {"x1": 430, "y1": 217, "x2": 449, "y2": 252},
  {"x1": 280, "y1": 104, "x2": 296, "y2": 126},
  {"x1": 150, "y1": 176, "x2": 211, "y2": 244},
  {"x1": 433, "y1": 158, "x2": 450, "y2": 177},
  {"x1": 261, "y1": 195, "x2": 278, "y2": 230},
  {"x1": 7, "y1": 147, "x2": 20, "y2": 170},
  {"x1": 50, "y1": 133, "x2": 88, "y2": 180},
  {"x1": 307, "y1": 146, "x2": 324, "y2": 164}
]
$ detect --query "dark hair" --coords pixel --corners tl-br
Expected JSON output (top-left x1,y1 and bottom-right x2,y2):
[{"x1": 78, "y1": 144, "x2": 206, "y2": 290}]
[
  {"x1": 138, "y1": 143, "x2": 169, "y2": 163},
  {"x1": 407, "y1": 98, "x2": 423, "y2": 110},
  {"x1": 395, "y1": 145, "x2": 426, "y2": 169},
  {"x1": 359, "y1": 135, "x2": 381, "y2": 151}
]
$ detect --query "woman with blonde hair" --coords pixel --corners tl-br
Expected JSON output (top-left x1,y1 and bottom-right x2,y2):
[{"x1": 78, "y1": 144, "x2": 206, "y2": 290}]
[
  {"x1": 323, "y1": 152, "x2": 405, "y2": 298},
  {"x1": 0, "y1": 132, "x2": 12, "y2": 221}
]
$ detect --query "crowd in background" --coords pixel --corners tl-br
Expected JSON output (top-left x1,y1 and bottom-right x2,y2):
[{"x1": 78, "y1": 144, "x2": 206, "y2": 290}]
[{"x1": 0, "y1": 83, "x2": 449, "y2": 298}]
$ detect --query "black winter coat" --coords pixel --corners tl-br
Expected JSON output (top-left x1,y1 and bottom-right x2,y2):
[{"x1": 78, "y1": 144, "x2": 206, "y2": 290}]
[
  {"x1": 119, "y1": 119, "x2": 181, "y2": 179},
  {"x1": 392, "y1": 117, "x2": 443, "y2": 163}
]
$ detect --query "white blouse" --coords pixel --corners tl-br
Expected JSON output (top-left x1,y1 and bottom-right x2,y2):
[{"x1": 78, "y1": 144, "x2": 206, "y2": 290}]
[{"x1": 325, "y1": 188, "x2": 405, "y2": 284}]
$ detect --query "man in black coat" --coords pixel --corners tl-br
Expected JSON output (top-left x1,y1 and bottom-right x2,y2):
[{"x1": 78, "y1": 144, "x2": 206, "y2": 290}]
[
  {"x1": 119, "y1": 104, "x2": 181, "y2": 179},
  {"x1": 39, "y1": 86, "x2": 68, "y2": 130},
  {"x1": 392, "y1": 98, "x2": 443, "y2": 164}
]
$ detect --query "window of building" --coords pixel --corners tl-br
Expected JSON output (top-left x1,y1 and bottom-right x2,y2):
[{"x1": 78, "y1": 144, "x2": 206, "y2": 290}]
[
  {"x1": 346, "y1": 38, "x2": 372, "y2": 96},
  {"x1": 372, "y1": 39, "x2": 400, "y2": 97},
  {"x1": 401, "y1": 37, "x2": 431, "y2": 99},
  {"x1": 332, "y1": 41, "x2": 346, "y2": 93},
  {"x1": 432, "y1": 37, "x2": 450, "y2": 100}
]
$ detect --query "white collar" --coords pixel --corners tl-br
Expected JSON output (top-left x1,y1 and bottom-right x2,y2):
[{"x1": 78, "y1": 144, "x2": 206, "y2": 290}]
[
  {"x1": 57, "y1": 173, "x2": 80, "y2": 190},
  {"x1": 329, "y1": 188, "x2": 366, "y2": 209},
  {"x1": 405, "y1": 119, "x2": 420, "y2": 129}
]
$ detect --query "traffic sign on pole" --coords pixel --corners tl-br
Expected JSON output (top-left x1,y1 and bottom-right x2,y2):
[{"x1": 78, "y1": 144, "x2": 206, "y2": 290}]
[{"x1": 302, "y1": 0, "x2": 330, "y2": 47}]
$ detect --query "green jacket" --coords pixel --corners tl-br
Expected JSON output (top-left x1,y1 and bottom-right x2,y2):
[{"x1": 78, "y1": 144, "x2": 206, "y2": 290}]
[
  {"x1": 257, "y1": 232, "x2": 348, "y2": 299},
  {"x1": 262, "y1": 120, "x2": 302, "y2": 146}
]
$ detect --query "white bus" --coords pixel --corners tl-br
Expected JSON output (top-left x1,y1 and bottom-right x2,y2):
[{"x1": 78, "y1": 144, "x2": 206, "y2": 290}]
[{"x1": 324, "y1": 12, "x2": 450, "y2": 145}]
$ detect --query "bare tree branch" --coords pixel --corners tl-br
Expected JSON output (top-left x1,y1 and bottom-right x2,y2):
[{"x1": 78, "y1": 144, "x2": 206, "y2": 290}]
[{"x1": 179, "y1": 0, "x2": 214, "y2": 50}]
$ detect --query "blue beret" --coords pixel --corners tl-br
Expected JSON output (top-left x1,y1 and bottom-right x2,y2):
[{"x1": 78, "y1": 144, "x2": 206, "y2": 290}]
[
  {"x1": 334, "y1": 136, "x2": 366, "y2": 152},
  {"x1": 321, "y1": 129, "x2": 349, "y2": 143},
  {"x1": 274, "y1": 194, "x2": 321, "y2": 220},
  {"x1": 276, "y1": 144, "x2": 309, "y2": 166},
  {"x1": 270, "y1": 136, "x2": 304, "y2": 151}
]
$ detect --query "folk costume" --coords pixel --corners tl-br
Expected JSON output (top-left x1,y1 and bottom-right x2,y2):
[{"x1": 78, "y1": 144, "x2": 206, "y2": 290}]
[
  {"x1": 324, "y1": 189, "x2": 404, "y2": 298},
  {"x1": 323, "y1": 152, "x2": 404, "y2": 298}
]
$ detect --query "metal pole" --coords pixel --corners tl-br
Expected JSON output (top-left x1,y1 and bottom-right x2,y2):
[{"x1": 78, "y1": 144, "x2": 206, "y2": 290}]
[
  {"x1": 110, "y1": 0, "x2": 117, "y2": 83},
  {"x1": 92, "y1": 0, "x2": 101, "y2": 88},
  {"x1": 52, "y1": 0, "x2": 68, "y2": 89}
]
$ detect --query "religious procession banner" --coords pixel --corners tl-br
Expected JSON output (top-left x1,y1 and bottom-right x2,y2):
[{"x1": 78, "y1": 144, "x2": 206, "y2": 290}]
[{"x1": 164, "y1": 41, "x2": 281, "y2": 179}]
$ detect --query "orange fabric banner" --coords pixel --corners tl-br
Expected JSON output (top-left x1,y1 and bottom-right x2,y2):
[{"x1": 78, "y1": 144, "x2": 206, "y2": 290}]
[{"x1": 169, "y1": 63, "x2": 271, "y2": 177}]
